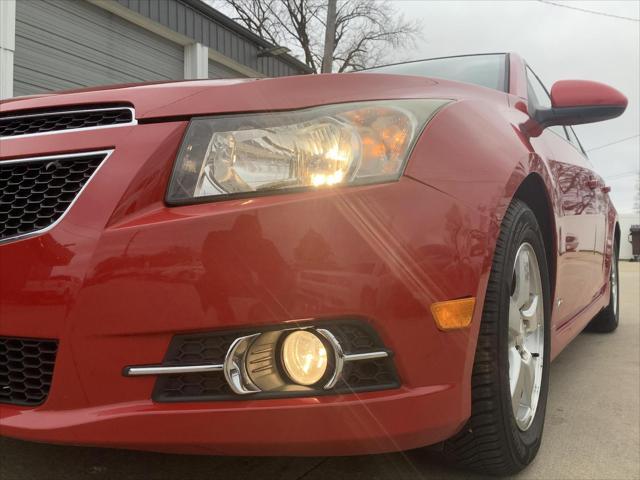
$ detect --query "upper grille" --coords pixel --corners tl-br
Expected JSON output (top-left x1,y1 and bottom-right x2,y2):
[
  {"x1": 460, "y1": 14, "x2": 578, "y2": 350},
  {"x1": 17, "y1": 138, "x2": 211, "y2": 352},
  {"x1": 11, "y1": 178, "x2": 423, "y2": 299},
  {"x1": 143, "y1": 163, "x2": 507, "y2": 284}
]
[
  {"x1": 0, "y1": 107, "x2": 135, "y2": 138},
  {"x1": 0, "y1": 336, "x2": 58, "y2": 406},
  {"x1": 0, "y1": 151, "x2": 109, "y2": 242}
]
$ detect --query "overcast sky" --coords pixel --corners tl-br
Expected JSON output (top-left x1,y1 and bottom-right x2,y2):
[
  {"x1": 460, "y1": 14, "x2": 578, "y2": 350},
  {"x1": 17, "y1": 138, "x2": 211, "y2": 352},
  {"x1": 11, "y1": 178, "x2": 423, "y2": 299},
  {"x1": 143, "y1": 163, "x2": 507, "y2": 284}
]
[
  {"x1": 392, "y1": 0, "x2": 639, "y2": 214},
  {"x1": 215, "y1": 0, "x2": 638, "y2": 213}
]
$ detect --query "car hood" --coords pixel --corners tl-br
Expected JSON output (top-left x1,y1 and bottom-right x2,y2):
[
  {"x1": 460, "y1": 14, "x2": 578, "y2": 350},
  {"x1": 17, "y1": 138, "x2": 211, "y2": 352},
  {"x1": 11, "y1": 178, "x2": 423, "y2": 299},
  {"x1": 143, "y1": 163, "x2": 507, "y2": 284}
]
[{"x1": 0, "y1": 74, "x2": 506, "y2": 120}]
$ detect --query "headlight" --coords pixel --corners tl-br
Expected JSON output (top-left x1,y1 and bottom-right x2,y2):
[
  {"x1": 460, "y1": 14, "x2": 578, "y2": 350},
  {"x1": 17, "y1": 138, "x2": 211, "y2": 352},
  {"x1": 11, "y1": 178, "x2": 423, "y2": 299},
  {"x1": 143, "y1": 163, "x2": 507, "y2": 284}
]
[{"x1": 166, "y1": 99, "x2": 449, "y2": 204}]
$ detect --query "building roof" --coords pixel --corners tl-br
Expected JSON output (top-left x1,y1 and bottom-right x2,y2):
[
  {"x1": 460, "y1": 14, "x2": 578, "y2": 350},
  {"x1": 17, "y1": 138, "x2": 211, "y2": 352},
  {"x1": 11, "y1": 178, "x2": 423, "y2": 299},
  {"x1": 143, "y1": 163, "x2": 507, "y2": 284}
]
[
  {"x1": 116, "y1": 0, "x2": 312, "y2": 76},
  {"x1": 182, "y1": 0, "x2": 312, "y2": 73}
]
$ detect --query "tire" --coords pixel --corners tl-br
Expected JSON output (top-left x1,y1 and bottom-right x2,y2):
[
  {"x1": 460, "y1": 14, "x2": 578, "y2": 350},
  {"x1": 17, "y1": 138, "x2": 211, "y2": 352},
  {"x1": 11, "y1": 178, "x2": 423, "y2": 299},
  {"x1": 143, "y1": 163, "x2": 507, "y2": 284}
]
[
  {"x1": 442, "y1": 198, "x2": 551, "y2": 476},
  {"x1": 586, "y1": 240, "x2": 619, "y2": 333}
]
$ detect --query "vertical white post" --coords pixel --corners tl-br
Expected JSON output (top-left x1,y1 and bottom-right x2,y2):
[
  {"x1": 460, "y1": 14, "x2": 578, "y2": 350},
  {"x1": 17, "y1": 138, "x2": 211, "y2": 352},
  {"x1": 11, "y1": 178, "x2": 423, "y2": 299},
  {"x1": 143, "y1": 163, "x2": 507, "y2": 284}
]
[
  {"x1": 184, "y1": 42, "x2": 208, "y2": 79},
  {"x1": 0, "y1": 0, "x2": 16, "y2": 99}
]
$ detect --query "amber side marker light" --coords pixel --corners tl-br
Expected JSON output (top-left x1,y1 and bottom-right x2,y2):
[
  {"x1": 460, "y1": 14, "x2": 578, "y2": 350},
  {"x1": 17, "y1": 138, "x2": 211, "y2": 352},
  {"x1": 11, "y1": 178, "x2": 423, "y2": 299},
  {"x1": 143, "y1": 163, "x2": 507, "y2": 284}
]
[{"x1": 431, "y1": 297, "x2": 476, "y2": 330}]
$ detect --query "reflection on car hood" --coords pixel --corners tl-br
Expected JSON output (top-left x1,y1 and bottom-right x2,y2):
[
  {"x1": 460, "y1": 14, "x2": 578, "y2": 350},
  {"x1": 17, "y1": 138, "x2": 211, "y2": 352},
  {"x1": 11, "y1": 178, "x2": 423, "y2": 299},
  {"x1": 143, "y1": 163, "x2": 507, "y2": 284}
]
[{"x1": 0, "y1": 74, "x2": 506, "y2": 120}]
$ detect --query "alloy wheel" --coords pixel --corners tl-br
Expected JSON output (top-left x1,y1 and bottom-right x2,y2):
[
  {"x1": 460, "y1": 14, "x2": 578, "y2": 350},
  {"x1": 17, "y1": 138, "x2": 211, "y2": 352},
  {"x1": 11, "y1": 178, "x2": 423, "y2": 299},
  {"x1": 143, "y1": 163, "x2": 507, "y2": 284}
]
[{"x1": 508, "y1": 243, "x2": 544, "y2": 431}]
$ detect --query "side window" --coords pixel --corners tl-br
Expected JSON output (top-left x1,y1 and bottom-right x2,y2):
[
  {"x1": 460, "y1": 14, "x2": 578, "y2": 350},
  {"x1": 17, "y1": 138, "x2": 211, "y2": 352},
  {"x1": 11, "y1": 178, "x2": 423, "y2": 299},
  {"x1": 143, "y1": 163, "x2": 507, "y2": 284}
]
[
  {"x1": 525, "y1": 66, "x2": 568, "y2": 140},
  {"x1": 526, "y1": 67, "x2": 552, "y2": 109},
  {"x1": 566, "y1": 126, "x2": 588, "y2": 156}
]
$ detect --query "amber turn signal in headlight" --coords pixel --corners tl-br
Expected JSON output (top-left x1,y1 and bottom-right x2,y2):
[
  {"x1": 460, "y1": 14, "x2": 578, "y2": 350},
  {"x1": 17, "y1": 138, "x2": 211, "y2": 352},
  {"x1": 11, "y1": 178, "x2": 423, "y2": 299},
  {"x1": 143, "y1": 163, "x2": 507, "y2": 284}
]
[
  {"x1": 166, "y1": 99, "x2": 450, "y2": 204},
  {"x1": 431, "y1": 297, "x2": 476, "y2": 330}
]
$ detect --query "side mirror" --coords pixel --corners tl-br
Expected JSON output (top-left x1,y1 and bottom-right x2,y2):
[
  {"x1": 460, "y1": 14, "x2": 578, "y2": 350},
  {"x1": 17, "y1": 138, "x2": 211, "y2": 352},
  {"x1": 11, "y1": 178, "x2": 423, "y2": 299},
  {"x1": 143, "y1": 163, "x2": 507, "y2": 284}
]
[{"x1": 535, "y1": 80, "x2": 627, "y2": 128}]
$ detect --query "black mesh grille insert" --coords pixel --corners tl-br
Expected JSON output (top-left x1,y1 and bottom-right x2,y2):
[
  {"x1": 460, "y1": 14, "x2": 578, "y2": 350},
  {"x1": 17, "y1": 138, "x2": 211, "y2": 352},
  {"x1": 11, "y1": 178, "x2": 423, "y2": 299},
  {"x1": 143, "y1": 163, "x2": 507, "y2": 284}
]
[
  {"x1": 0, "y1": 152, "x2": 108, "y2": 241},
  {"x1": 0, "y1": 107, "x2": 134, "y2": 137},
  {"x1": 0, "y1": 337, "x2": 58, "y2": 406},
  {"x1": 153, "y1": 321, "x2": 399, "y2": 402},
  {"x1": 153, "y1": 332, "x2": 237, "y2": 402},
  {"x1": 335, "y1": 358, "x2": 398, "y2": 391}
]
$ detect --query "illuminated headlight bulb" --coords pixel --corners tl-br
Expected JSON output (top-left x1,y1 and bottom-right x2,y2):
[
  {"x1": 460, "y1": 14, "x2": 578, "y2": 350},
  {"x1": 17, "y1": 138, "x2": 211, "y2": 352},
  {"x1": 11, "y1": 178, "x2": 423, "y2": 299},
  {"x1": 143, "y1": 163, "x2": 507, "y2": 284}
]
[{"x1": 281, "y1": 331, "x2": 328, "y2": 386}]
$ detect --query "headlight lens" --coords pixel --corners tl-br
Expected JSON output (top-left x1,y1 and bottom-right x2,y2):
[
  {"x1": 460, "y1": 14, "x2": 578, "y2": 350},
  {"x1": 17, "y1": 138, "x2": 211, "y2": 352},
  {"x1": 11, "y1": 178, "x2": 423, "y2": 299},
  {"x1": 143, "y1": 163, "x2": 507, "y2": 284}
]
[
  {"x1": 166, "y1": 99, "x2": 449, "y2": 203},
  {"x1": 281, "y1": 330, "x2": 328, "y2": 386}
]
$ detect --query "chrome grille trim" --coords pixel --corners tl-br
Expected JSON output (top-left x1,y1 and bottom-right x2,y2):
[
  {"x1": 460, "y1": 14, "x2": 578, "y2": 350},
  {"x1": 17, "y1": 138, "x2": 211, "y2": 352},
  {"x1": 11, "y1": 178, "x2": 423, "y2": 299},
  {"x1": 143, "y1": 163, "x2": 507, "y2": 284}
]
[
  {"x1": 0, "y1": 150, "x2": 113, "y2": 245},
  {"x1": 0, "y1": 107, "x2": 136, "y2": 139},
  {"x1": 124, "y1": 364, "x2": 225, "y2": 376}
]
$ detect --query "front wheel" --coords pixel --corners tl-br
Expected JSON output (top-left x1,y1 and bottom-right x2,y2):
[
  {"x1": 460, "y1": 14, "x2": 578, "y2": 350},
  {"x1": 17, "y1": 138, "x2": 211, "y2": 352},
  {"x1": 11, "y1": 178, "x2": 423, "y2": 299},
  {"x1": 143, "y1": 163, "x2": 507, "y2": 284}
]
[{"x1": 442, "y1": 199, "x2": 551, "y2": 476}]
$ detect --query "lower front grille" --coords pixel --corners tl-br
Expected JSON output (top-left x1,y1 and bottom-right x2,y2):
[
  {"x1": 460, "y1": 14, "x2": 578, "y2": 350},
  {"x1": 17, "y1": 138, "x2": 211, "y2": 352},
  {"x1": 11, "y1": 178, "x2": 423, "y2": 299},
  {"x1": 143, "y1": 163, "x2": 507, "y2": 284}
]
[
  {"x1": 153, "y1": 321, "x2": 399, "y2": 402},
  {"x1": 0, "y1": 151, "x2": 110, "y2": 243},
  {"x1": 0, "y1": 336, "x2": 58, "y2": 406}
]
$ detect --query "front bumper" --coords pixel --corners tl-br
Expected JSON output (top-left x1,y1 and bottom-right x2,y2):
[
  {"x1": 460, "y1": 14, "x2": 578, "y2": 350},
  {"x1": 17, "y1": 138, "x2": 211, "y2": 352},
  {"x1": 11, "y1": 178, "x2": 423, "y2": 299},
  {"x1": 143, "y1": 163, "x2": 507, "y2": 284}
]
[
  {"x1": 0, "y1": 121, "x2": 491, "y2": 455},
  {"x1": 0, "y1": 386, "x2": 464, "y2": 455}
]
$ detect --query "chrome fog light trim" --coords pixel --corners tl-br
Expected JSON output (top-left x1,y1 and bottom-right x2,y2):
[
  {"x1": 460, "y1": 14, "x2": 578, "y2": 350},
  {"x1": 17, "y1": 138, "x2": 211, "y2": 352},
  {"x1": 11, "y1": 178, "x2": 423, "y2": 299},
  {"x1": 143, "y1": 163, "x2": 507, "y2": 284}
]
[
  {"x1": 124, "y1": 363, "x2": 223, "y2": 376},
  {"x1": 316, "y1": 329, "x2": 344, "y2": 389},
  {"x1": 316, "y1": 329, "x2": 389, "y2": 389},
  {"x1": 223, "y1": 333, "x2": 262, "y2": 394},
  {"x1": 343, "y1": 351, "x2": 390, "y2": 362}
]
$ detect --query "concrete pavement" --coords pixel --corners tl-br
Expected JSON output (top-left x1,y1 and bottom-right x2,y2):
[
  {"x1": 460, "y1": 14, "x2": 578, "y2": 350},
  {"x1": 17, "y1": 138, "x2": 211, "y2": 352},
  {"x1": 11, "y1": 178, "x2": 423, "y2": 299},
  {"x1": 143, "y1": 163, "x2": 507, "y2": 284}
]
[{"x1": 1, "y1": 262, "x2": 638, "y2": 479}]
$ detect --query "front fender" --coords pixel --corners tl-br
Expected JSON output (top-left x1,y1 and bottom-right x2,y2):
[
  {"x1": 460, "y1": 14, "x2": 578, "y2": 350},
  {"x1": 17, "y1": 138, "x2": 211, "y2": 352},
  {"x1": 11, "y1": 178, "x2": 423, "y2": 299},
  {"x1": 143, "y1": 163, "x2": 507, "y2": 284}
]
[{"x1": 404, "y1": 98, "x2": 560, "y2": 225}]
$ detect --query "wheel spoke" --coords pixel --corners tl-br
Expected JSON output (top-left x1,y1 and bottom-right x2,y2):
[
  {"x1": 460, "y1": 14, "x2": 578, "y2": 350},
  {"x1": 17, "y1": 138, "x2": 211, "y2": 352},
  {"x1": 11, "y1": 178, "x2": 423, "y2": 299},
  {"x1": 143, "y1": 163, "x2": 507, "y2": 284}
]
[
  {"x1": 521, "y1": 295, "x2": 539, "y2": 332},
  {"x1": 510, "y1": 350, "x2": 524, "y2": 413},
  {"x1": 511, "y1": 347, "x2": 535, "y2": 415},
  {"x1": 519, "y1": 349, "x2": 535, "y2": 407},
  {"x1": 508, "y1": 298, "x2": 522, "y2": 337},
  {"x1": 512, "y1": 249, "x2": 531, "y2": 309}
]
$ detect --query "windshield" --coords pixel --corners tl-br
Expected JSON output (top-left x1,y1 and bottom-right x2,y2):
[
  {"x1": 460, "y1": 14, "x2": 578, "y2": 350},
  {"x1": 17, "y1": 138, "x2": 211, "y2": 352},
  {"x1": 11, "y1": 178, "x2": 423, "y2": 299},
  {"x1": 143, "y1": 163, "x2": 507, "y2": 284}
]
[{"x1": 366, "y1": 53, "x2": 508, "y2": 92}]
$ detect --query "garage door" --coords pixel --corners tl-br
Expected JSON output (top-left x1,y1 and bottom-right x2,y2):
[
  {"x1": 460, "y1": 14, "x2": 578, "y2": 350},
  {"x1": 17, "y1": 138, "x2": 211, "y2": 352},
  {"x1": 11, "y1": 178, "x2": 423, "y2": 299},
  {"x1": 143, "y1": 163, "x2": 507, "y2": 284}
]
[
  {"x1": 14, "y1": 0, "x2": 184, "y2": 96},
  {"x1": 209, "y1": 59, "x2": 243, "y2": 79}
]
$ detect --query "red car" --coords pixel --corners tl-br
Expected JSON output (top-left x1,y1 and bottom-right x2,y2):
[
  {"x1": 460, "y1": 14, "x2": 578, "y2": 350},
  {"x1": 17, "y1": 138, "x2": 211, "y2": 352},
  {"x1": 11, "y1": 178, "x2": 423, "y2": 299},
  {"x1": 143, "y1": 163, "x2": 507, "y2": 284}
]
[{"x1": 0, "y1": 53, "x2": 627, "y2": 475}]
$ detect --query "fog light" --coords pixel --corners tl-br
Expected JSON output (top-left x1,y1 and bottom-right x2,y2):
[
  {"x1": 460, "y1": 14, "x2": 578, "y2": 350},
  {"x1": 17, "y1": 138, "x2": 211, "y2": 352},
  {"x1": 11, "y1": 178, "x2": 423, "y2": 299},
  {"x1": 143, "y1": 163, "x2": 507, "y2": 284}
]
[{"x1": 281, "y1": 330, "x2": 328, "y2": 385}]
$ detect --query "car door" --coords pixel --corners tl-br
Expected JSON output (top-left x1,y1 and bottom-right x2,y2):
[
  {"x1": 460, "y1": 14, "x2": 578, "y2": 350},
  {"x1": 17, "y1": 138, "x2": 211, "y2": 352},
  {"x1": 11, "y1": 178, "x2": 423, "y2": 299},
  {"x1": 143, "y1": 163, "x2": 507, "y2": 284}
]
[
  {"x1": 525, "y1": 67, "x2": 603, "y2": 326},
  {"x1": 565, "y1": 125, "x2": 608, "y2": 269}
]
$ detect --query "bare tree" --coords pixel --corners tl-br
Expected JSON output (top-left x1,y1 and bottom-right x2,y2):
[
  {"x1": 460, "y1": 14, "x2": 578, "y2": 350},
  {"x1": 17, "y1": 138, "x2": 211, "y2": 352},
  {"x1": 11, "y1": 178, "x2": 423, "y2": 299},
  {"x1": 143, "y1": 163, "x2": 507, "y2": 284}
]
[{"x1": 214, "y1": 0, "x2": 421, "y2": 73}]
